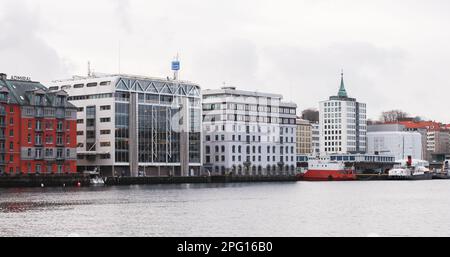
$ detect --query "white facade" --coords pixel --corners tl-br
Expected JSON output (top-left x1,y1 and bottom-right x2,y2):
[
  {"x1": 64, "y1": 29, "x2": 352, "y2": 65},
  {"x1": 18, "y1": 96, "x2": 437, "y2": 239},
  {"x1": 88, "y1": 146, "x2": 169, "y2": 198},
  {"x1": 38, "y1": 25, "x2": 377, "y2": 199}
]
[
  {"x1": 202, "y1": 87, "x2": 297, "y2": 175},
  {"x1": 311, "y1": 122, "x2": 320, "y2": 156},
  {"x1": 319, "y1": 73, "x2": 367, "y2": 155},
  {"x1": 367, "y1": 131, "x2": 423, "y2": 160}
]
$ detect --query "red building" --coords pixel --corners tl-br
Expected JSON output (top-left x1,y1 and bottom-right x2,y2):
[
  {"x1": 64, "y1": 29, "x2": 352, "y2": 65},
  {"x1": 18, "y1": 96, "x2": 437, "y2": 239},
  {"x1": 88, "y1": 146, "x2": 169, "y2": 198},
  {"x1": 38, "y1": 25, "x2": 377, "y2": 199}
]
[{"x1": 0, "y1": 73, "x2": 77, "y2": 175}]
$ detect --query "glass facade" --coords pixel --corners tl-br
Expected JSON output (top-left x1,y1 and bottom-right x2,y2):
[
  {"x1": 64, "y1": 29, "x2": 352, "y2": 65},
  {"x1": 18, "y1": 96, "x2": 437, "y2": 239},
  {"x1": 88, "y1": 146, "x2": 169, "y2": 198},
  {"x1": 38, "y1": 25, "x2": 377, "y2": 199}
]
[
  {"x1": 115, "y1": 102, "x2": 129, "y2": 163},
  {"x1": 114, "y1": 77, "x2": 202, "y2": 168}
]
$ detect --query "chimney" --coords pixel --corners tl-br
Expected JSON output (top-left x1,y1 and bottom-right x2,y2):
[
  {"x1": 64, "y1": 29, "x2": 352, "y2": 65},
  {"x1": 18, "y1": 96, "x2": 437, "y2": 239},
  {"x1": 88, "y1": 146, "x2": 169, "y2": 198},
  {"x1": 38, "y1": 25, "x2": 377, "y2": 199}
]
[{"x1": 0, "y1": 73, "x2": 7, "y2": 81}]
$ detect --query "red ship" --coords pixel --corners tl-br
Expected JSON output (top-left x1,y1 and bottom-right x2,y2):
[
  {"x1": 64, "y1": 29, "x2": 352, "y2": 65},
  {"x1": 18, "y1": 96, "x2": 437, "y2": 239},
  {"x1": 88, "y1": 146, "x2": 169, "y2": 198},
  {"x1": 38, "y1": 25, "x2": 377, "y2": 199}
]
[{"x1": 298, "y1": 158, "x2": 356, "y2": 181}]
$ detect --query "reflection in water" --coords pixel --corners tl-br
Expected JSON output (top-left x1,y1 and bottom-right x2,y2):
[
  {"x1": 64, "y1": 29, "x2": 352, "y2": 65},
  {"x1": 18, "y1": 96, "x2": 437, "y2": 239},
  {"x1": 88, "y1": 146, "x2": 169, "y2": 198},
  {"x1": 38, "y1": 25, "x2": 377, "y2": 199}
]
[{"x1": 0, "y1": 201, "x2": 94, "y2": 213}]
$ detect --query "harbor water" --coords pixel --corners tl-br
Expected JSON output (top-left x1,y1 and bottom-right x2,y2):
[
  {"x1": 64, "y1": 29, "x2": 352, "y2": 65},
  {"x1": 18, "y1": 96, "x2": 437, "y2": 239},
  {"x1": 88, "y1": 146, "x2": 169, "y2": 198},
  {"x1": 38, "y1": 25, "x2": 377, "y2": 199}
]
[{"x1": 1, "y1": 181, "x2": 450, "y2": 237}]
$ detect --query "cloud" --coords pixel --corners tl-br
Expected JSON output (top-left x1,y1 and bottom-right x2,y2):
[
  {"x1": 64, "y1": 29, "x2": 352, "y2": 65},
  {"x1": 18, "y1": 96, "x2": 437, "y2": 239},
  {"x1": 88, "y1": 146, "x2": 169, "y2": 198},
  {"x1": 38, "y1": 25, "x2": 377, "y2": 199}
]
[{"x1": 0, "y1": 0, "x2": 72, "y2": 82}]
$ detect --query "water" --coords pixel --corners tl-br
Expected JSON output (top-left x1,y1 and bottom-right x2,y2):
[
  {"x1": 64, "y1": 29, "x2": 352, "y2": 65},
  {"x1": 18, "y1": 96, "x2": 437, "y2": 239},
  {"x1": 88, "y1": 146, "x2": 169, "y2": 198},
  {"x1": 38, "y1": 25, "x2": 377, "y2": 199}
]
[{"x1": 1, "y1": 181, "x2": 450, "y2": 237}]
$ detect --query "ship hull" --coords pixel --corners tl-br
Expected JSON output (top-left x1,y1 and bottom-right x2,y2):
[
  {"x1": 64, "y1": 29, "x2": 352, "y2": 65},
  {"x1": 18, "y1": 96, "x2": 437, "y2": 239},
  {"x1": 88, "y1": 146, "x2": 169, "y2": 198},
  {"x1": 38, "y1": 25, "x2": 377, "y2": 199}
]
[{"x1": 299, "y1": 170, "x2": 356, "y2": 181}]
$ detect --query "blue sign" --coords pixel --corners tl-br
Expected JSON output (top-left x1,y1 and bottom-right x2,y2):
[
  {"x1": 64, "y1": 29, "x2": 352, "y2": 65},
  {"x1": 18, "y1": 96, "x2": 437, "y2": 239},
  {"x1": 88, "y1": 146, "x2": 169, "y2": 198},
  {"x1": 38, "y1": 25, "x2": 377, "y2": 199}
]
[{"x1": 172, "y1": 61, "x2": 180, "y2": 71}]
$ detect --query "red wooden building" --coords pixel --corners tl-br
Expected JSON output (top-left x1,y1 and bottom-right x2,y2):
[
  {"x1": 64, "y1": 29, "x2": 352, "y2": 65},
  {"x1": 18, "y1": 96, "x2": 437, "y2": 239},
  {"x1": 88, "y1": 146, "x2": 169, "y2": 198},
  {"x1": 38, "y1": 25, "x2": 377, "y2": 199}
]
[{"x1": 0, "y1": 73, "x2": 77, "y2": 174}]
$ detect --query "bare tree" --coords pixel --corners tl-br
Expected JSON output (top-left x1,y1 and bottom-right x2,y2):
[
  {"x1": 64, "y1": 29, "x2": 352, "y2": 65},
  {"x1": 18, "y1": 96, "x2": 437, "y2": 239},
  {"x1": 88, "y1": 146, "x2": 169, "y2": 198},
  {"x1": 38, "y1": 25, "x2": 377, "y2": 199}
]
[
  {"x1": 380, "y1": 110, "x2": 409, "y2": 123},
  {"x1": 302, "y1": 108, "x2": 319, "y2": 123}
]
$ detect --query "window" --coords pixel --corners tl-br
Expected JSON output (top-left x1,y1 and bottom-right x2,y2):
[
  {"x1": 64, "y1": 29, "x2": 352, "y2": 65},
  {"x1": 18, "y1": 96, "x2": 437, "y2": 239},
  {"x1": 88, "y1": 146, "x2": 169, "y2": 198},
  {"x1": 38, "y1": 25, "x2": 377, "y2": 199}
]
[
  {"x1": 100, "y1": 142, "x2": 111, "y2": 147},
  {"x1": 100, "y1": 130, "x2": 111, "y2": 135},
  {"x1": 77, "y1": 119, "x2": 84, "y2": 124},
  {"x1": 100, "y1": 118, "x2": 111, "y2": 123},
  {"x1": 100, "y1": 105, "x2": 111, "y2": 111},
  {"x1": 77, "y1": 131, "x2": 84, "y2": 136},
  {"x1": 86, "y1": 82, "x2": 97, "y2": 87},
  {"x1": 9, "y1": 106, "x2": 13, "y2": 113},
  {"x1": 73, "y1": 84, "x2": 84, "y2": 88},
  {"x1": 28, "y1": 121, "x2": 32, "y2": 129},
  {"x1": 100, "y1": 81, "x2": 111, "y2": 86},
  {"x1": 9, "y1": 129, "x2": 13, "y2": 137},
  {"x1": 9, "y1": 117, "x2": 13, "y2": 125},
  {"x1": 77, "y1": 107, "x2": 84, "y2": 112}
]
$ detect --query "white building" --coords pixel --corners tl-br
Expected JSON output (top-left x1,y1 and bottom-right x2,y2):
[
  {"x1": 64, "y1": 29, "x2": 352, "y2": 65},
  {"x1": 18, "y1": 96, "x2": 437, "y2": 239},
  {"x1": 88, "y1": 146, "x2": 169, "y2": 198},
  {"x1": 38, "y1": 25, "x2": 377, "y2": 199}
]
[
  {"x1": 202, "y1": 87, "x2": 297, "y2": 175},
  {"x1": 48, "y1": 73, "x2": 202, "y2": 177},
  {"x1": 367, "y1": 131, "x2": 423, "y2": 160},
  {"x1": 319, "y1": 72, "x2": 367, "y2": 155},
  {"x1": 311, "y1": 122, "x2": 320, "y2": 156}
]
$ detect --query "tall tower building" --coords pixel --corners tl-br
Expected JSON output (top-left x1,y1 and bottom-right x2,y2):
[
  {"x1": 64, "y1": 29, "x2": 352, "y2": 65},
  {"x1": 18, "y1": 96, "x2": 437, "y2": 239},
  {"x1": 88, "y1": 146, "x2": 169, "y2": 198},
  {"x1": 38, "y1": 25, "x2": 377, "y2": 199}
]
[{"x1": 319, "y1": 72, "x2": 367, "y2": 155}]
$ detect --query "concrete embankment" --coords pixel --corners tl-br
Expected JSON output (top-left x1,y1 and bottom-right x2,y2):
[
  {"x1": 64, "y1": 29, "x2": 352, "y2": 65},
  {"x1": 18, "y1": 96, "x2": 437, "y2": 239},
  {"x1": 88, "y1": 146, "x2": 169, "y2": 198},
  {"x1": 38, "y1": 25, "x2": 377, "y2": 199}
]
[
  {"x1": 105, "y1": 175, "x2": 298, "y2": 186},
  {"x1": 0, "y1": 174, "x2": 90, "y2": 188},
  {"x1": 356, "y1": 174, "x2": 390, "y2": 181}
]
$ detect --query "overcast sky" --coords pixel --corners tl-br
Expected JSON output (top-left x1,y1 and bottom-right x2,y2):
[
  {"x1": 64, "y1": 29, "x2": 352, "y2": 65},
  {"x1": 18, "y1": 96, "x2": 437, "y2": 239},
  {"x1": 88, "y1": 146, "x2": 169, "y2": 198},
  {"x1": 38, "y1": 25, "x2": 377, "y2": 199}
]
[{"x1": 1, "y1": 0, "x2": 449, "y2": 122}]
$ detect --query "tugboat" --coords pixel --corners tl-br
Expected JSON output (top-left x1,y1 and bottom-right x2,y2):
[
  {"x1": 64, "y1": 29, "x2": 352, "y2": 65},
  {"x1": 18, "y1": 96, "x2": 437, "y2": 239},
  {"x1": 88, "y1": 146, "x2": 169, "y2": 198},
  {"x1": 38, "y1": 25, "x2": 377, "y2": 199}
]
[
  {"x1": 298, "y1": 157, "x2": 356, "y2": 181},
  {"x1": 388, "y1": 156, "x2": 432, "y2": 180}
]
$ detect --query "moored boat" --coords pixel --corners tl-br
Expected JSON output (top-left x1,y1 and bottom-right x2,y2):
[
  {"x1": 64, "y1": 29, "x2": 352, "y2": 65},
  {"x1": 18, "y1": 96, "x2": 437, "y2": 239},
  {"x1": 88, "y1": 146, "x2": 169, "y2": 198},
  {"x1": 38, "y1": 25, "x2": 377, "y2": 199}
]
[
  {"x1": 298, "y1": 157, "x2": 356, "y2": 181},
  {"x1": 388, "y1": 156, "x2": 432, "y2": 180}
]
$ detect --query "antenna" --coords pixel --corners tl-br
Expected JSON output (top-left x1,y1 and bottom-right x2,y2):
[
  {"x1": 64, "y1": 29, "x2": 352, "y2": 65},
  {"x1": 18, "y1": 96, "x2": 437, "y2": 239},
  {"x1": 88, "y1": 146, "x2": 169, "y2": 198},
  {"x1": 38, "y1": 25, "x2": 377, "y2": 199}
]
[
  {"x1": 88, "y1": 61, "x2": 91, "y2": 77},
  {"x1": 118, "y1": 40, "x2": 121, "y2": 75}
]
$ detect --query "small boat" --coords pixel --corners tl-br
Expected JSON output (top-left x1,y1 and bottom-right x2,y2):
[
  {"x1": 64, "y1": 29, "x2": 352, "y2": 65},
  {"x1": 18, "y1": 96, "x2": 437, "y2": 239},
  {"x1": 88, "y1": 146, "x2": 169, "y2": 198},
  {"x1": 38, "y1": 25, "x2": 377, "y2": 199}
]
[
  {"x1": 84, "y1": 170, "x2": 105, "y2": 186},
  {"x1": 388, "y1": 156, "x2": 432, "y2": 180},
  {"x1": 298, "y1": 157, "x2": 356, "y2": 181}
]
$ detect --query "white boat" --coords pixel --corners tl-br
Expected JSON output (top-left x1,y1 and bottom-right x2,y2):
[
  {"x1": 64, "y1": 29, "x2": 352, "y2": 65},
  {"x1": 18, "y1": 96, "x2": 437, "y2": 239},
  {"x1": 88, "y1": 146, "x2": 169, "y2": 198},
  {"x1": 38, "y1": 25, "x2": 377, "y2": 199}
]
[
  {"x1": 84, "y1": 170, "x2": 105, "y2": 186},
  {"x1": 388, "y1": 157, "x2": 432, "y2": 180}
]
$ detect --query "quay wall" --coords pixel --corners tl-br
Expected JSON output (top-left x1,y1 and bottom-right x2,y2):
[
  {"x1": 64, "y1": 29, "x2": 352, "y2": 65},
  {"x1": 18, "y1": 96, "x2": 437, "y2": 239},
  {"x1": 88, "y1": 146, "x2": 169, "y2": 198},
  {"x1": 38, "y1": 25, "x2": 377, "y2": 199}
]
[
  {"x1": 105, "y1": 175, "x2": 298, "y2": 186},
  {"x1": 0, "y1": 174, "x2": 90, "y2": 188}
]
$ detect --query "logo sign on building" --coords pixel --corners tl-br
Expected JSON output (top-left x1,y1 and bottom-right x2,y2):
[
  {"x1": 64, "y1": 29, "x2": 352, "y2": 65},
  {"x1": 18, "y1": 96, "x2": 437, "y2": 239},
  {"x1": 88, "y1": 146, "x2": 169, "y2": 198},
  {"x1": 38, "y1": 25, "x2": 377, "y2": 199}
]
[
  {"x1": 172, "y1": 61, "x2": 180, "y2": 71},
  {"x1": 10, "y1": 75, "x2": 31, "y2": 81}
]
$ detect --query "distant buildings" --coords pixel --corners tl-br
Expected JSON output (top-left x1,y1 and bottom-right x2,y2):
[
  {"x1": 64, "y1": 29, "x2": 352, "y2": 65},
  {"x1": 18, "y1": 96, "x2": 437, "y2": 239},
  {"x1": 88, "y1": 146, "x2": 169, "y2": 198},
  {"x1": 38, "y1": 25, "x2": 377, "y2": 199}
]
[
  {"x1": 319, "y1": 72, "x2": 367, "y2": 155},
  {"x1": 0, "y1": 73, "x2": 77, "y2": 175},
  {"x1": 383, "y1": 120, "x2": 450, "y2": 162},
  {"x1": 367, "y1": 131, "x2": 423, "y2": 161},
  {"x1": 49, "y1": 74, "x2": 202, "y2": 177},
  {"x1": 202, "y1": 87, "x2": 297, "y2": 175}
]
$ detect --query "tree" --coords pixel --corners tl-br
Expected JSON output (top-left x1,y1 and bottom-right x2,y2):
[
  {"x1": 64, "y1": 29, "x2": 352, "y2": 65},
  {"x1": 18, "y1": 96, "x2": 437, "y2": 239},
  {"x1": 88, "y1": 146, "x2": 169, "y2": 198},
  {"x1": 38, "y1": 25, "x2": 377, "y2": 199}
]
[
  {"x1": 380, "y1": 110, "x2": 409, "y2": 123},
  {"x1": 302, "y1": 108, "x2": 319, "y2": 123}
]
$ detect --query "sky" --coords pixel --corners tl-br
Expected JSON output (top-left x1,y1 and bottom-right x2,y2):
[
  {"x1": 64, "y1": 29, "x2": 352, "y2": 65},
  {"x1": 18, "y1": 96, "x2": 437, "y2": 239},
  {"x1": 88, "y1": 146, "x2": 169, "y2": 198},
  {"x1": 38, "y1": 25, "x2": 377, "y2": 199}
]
[{"x1": 0, "y1": 0, "x2": 449, "y2": 122}]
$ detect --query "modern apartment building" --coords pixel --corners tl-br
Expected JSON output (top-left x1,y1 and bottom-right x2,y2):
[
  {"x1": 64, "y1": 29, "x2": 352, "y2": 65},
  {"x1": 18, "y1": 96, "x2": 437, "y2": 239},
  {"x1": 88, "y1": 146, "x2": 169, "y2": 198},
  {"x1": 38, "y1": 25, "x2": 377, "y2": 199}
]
[
  {"x1": 0, "y1": 73, "x2": 77, "y2": 175},
  {"x1": 202, "y1": 87, "x2": 297, "y2": 175},
  {"x1": 49, "y1": 73, "x2": 202, "y2": 177},
  {"x1": 319, "y1": 72, "x2": 367, "y2": 155}
]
